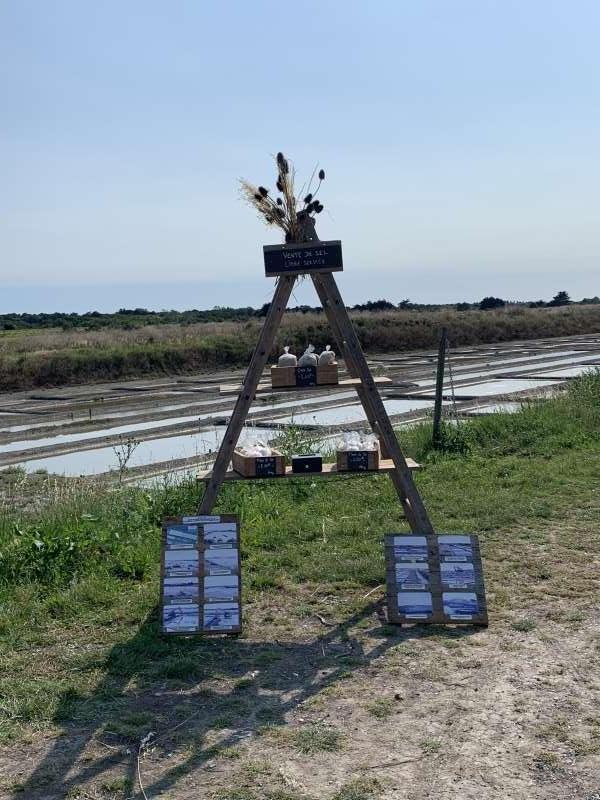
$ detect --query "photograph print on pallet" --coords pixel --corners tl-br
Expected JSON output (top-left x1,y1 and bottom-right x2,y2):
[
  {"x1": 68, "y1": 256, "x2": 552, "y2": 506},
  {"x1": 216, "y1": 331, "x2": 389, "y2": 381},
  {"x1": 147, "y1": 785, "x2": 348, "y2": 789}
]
[
  {"x1": 385, "y1": 533, "x2": 488, "y2": 626},
  {"x1": 160, "y1": 515, "x2": 242, "y2": 636}
]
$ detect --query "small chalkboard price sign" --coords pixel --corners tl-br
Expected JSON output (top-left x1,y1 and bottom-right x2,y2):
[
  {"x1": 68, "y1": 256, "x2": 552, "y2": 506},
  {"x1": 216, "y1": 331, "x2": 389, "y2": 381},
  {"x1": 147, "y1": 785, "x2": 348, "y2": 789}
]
[
  {"x1": 347, "y1": 451, "x2": 369, "y2": 471},
  {"x1": 254, "y1": 457, "x2": 277, "y2": 477},
  {"x1": 160, "y1": 515, "x2": 242, "y2": 636},
  {"x1": 295, "y1": 365, "x2": 317, "y2": 386},
  {"x1": 385, "y1": 533, "x2": 488, "y2": 626},
  {"x1": 263, "y1": 240, "x2": 343, "y2": 277}
]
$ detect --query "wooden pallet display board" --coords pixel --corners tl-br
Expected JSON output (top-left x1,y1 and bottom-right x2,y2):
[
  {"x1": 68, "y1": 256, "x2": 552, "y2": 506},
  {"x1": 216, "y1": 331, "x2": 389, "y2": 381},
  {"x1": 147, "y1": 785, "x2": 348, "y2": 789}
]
[
  {"x1": 197, "y1": 242, "x2": 435, "y2": 538},
  {"x1": 385, "y1": 533, "x2": 488, "y2": 626}
]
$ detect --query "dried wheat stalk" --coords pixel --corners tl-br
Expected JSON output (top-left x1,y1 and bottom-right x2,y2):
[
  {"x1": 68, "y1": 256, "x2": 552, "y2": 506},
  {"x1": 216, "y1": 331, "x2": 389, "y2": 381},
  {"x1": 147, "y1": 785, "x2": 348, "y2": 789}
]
[{"x1": 240, "y1": 152, "x2": 325, "y2": 243}]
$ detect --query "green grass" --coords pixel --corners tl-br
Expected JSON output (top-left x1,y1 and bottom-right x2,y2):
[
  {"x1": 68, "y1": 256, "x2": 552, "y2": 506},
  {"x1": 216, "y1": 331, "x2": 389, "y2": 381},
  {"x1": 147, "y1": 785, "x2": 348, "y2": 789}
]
[
  {"x1": 1, "y1": 372, "x2": 597, "y2": 594},
  {"x1": 0, "y1": 373, "x2": 598, "y2": 750},
  {"x1": 365, "y1": 698, "x2": 394, "y2": 719},
  {"x1": 293, "y1": 723, "x2": 344, "y2": 754},
  {"x1": 0, "y1": 334, "x2": 256, "y2": 391},
  {"x1": 419, "y1": 738, "x2": 443, "y2": 754},
  {"x1": 512, "y1": 619, "x2": 537, "y2": 632},
  {"x1": 332, "y1": 778, "x2": 381, "y2": 800}
]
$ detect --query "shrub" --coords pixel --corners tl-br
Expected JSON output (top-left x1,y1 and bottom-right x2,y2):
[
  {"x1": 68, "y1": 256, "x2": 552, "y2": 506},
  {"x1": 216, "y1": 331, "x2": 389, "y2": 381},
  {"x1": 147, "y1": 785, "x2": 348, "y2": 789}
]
[{"x1": 479, "y1": 296, "x2": 505, "y2": 310}]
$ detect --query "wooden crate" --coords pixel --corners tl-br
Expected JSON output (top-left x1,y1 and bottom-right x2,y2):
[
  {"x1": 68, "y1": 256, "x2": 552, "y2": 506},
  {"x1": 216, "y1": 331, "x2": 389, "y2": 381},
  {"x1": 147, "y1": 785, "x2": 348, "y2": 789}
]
[
  {"x1": 316, "y1": 363, "x2": 339, "y2": 385},
  {"x1": 270, "y1": 363, "x2": 339, "y2": 388},
  {"x1": 232, "y1": 448, "x2": 286, "y2": 478},
  {"x1": 271, "y1": 365, "x2": 296, "y2": 387},
  {"x1": 336, "y1": 446, "x2": 379, "y2": 472}
]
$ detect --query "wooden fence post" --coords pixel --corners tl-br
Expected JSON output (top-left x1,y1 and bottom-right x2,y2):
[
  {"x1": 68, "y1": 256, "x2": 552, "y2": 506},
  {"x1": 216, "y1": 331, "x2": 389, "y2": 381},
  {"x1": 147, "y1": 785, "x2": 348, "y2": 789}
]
[{"x1": 432, "y1": 327, "x2": 447, "y2": 449}]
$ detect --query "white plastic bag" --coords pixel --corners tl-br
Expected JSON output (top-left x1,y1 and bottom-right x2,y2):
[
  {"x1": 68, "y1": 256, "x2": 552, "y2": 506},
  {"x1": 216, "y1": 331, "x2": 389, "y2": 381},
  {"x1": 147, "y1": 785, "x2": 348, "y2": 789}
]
[
  {"x1": 338, "y1": 432, "x2": 378, "y2": 451},
  {"x1": 239, "y1": 441, "x2": 272, "y2": 457},
  {"x1": 318, "y1": 345, "x2": 336, "y2": 365},
  {"x1": 298, "y1": 344, "x2": 318, "y2": 367},
  {"x1": 278, "y1": 346, "x2": 297, "y2": 367},
  {"x1": 341, "y1": 431, "x2": 361, "y2": 450},
  {"x1": 361, "y1": 433, "x2": 379, "y2": 451}
]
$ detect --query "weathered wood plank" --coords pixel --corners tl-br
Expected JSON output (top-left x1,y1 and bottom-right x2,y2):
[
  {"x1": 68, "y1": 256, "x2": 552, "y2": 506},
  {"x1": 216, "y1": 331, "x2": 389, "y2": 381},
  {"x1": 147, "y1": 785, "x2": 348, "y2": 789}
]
[
  {"x1": 315, "y1": 272, "x2": 435, "y2": 534},
  {"x1": 197, "y1": 457, "x2": 420, "y2": 482},
  {"x1": 218, "y1": 376, "x2": 392, "y2": 394},
  {"x1": 197, "y1": 275, "x2": 296, "y2": 513}
]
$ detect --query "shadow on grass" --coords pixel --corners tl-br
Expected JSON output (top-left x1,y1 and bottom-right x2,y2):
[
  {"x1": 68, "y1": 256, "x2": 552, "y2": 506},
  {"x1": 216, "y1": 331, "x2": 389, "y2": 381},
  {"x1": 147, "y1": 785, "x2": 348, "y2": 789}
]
[{"x1": 16, "y1": 602, "x2": 479, "y2": 798}]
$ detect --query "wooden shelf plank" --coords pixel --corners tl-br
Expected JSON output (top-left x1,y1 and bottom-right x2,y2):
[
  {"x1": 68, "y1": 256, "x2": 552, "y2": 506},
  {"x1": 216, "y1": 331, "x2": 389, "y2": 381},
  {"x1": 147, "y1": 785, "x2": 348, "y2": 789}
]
[
  {"x1": 197, "y1": 457, "x2": 420, "y2": 482},
  {"x1": 219, "y1": 376, "x2": 392, "y2": 395}
]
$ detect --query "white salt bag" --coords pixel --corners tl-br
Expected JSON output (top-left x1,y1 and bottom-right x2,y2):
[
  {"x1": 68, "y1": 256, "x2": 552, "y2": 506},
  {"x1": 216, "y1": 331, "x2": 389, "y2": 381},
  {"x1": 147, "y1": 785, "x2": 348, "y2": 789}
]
[
  {"x1": 361, "y1": 433, "x2": 379, "y2": 451},
  {"x1": 240, "y1": 441, "x2": 272, "y2": 457},
  {"x1": 318, "y1": 345, "x2": 336, "y2": 365},
  {"x1": 298, "y1": 344, "x2": 318, "y2": 367},
  {"x1": 278, "y1": 346, "x2": 297, "y2": 367},
  {"x1": 340, "y1": 432, "x2": 361, "y2": 451}
]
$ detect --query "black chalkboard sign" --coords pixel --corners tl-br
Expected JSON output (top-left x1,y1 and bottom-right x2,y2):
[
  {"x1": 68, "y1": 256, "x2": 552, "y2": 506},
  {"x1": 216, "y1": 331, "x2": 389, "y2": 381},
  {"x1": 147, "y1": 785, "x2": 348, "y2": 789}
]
[
  {"x1": 263, "y1": 241, "x2": 343, "y2": 277},
  {"x1": 347, "y1": 451, "x2": 369, "y2": 471},
  {"x1": 255, "y1": 457, "x2": 277, "y2": 477},
  {"x1": 291, "y1": 455, "x2": 323, "y2": 473},
  {"x1": 295, "y1": 365, "x2": 317, "y2": 386}
]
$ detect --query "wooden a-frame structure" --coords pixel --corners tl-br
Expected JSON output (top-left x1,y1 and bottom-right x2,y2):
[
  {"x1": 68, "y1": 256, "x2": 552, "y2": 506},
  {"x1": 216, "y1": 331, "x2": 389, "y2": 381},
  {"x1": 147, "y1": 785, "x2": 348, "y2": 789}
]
[{"x1": 197, "y1": 268, "x2": 434, "y2": 534}]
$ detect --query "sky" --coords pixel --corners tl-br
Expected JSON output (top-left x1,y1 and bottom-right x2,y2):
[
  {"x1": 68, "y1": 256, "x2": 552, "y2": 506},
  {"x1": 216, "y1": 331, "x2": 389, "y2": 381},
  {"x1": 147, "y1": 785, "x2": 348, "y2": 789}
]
[{"x1": 2, "y1": 0, "x2": 599, "y2": 313}]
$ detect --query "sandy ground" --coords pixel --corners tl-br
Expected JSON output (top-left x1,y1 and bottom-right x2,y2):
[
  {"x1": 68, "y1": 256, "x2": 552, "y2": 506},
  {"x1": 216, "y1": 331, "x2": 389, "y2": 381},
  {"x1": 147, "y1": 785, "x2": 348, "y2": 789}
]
[{"x1": 2, "y1": 591, "x2": 598, "y2": 800}]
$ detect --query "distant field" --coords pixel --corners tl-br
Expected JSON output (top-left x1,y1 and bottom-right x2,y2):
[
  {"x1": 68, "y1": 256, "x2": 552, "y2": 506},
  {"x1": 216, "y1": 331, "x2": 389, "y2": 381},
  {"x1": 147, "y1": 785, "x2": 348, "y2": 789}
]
[{"x1": 1, "y1": 304, "x2": 599, "y2": 390}]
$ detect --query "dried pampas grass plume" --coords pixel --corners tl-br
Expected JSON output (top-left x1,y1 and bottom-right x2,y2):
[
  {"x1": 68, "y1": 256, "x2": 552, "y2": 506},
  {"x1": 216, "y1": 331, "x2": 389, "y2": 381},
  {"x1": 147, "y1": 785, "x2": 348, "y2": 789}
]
[{"x1": 240, "y1": 152, "x2": 326, "y2": 243}]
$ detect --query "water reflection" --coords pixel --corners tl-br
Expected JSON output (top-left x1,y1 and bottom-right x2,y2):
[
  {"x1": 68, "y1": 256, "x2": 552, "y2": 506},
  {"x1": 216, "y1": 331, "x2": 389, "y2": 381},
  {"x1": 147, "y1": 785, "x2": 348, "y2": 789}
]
[{"x1": 14, "y1": 427, "x2": 281, "y2": 477}]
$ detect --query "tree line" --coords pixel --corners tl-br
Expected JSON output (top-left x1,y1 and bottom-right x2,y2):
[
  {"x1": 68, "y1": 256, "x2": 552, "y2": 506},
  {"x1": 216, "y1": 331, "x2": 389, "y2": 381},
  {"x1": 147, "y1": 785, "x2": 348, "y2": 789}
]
[{"x1": 1, "y1": 290, "x2": 597, "y2": 331}]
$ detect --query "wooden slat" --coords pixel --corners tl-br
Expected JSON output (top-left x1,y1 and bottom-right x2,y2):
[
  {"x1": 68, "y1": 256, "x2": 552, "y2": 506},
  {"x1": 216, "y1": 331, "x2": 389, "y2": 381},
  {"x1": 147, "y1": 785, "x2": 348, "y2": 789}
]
[
  {"x1": 197, "y1": 275, "x2": 297, "y2": 514},
  {"x1": 432, "y1": 327, "x2": 447, "y2": 448},
  {"x1": 315, "y1": 272, "x2": 435, "y2": 534},
  {"x1": 197, "y1": 457, "x2": 420, "y2": 483},
  {"x1": 311, "y1": 275, "x2": 392, "y2": 460},
  {"x1": 219, "y1": 376, "x2": 392, "y2": 394}
]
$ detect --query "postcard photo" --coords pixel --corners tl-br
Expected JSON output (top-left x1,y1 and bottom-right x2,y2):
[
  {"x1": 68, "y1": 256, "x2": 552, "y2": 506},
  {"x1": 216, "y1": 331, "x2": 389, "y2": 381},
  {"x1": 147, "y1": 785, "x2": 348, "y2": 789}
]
[
  {"x1": 203, "y1": 548, "x2": 238, "y2": 574},
  {"x1": 203, "y1": 574, "x2": 239, "y2": 601},
  {"x1": 392, "y1": 535, "x2": 428, "y2": 562},
  {"x1": 203, "y1": 602, "x2": 240, "y2": 631},
  {"x1": 165, "y1": 524, "x2": 198, "y2": 549},
  {"x1": 396, "y1": 591, "x2": 433, "y2": 619},
  {"x1": 443, "y1": 592, "x2": 479, "y2": 618},
  {"x1": 164, "y1": 549, "x2": 200, "y2": 577},
  {"x1": 163, "y1": 576, "x2": 199, "y2": 601},
  {"x1": 395, "y1": 564, "x2": 430, "y2": 590},
  {"x1": 438, "y1": 535, "x2": 473, "y2": 561},
  {"x1": 163, "y1": 603, "x2": 200, "y2": 632},
  {"x1": 202, "y1": 522, "x2": 238, "y2": 547},
  {"x1": 441, "y1": 562, "x2": 475, "y2": 589}
]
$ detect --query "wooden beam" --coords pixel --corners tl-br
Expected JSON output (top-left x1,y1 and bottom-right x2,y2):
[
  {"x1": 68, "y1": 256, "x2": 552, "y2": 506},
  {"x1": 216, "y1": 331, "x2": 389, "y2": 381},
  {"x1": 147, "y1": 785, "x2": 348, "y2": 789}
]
[
  {"x1": 314, "y1": 272, "x2": 435, "y2": 534},
  {"x1": 197, "y1": 275, "x2": 296, "y2": 513},
  {"x1": 432, "y1": 327, "x2": 447, "y2": 448},
  {"x1": 311, "y1": 274, "x2": 391, "y2": 459}
]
